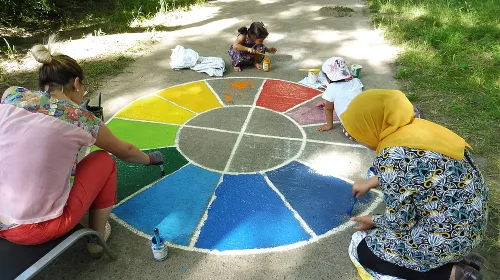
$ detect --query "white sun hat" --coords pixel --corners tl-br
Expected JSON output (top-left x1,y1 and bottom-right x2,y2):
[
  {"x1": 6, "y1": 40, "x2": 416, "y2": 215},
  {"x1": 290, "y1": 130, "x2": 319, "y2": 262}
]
[{"x1": 321, "y1": 57, "x2": 352, "y2": 81}]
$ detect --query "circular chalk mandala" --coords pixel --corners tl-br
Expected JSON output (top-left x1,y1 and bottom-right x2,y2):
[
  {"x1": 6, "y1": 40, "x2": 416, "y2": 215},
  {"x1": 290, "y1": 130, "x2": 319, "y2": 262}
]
[{"x1": 109, "y1": 78, "x2": 381, "y2": 254}]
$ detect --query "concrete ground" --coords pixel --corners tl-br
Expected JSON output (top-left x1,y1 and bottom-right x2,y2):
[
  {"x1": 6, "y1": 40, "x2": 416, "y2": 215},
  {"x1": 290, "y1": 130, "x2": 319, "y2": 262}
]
[{"x1": 38, "y1": 0, "x2": 398, "y2": 279}]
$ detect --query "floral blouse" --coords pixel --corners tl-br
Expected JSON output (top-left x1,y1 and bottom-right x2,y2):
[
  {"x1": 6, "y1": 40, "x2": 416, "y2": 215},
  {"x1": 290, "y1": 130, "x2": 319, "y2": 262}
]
[
  {"x1": 365, "y1": 146, "x2": 489, "y2": 272},
  {"x1": 2, "y1": 87, "x2": 102, "y2": 174},
  {"x1": 0, "y1": 87, "x2": 102, "y2": 229}
]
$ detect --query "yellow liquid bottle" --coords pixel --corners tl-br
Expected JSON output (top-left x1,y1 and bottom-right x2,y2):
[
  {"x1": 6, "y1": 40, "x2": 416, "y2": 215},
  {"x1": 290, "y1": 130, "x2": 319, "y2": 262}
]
[{"x1": 262, "y1": 56, "x2": 271, "y2": 72}]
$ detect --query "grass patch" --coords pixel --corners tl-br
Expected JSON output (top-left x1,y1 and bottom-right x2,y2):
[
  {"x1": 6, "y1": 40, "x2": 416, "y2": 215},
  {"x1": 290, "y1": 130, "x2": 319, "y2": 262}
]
[{"x1": 368, "y1": 0, "x2": 500, "y2": 276}]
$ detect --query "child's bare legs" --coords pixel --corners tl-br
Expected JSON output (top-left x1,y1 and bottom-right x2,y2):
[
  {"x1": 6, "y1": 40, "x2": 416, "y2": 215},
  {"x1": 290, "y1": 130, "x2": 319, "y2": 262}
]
[
  {"x1": 254, "y1": 54, "x2": 263, "y2": 69},
  {"x1": 317, "y1": 101, "x2": 335, "y2": 131},
  {"x1": 317, "y1": 123, "x2": 333, "y2": 131},
  {"x1": 234, "y1": 65, "x2": 242, "y2": 72}
]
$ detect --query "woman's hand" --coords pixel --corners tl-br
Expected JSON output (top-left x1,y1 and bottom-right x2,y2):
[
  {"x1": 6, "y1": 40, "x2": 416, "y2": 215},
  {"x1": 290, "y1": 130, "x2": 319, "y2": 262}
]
[
  {"x1": 352, "y1": 176, "x2": 379, "y2": 198},
  {"x1": 95, "y1": 124, "x2": 150, "y2": 165},
  {"x1": 351, "y1": 215, "x2": 374, "y2": 231},
  {"x1": 247, "y1": 48, "x2": 256, "y2": 54},
  {"x1": 267, "y1": 47, "x2": 277, "y2": 53}
]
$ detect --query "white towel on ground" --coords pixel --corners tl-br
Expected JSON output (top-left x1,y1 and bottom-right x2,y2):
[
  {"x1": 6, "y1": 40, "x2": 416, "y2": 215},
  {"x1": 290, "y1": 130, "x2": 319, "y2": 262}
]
[
  {"x1": 170, "y1": 45, "x2": 225, "y2": 77},
  {"x1": 191, "y1": 56, "x2": 225, "y2": 77}
]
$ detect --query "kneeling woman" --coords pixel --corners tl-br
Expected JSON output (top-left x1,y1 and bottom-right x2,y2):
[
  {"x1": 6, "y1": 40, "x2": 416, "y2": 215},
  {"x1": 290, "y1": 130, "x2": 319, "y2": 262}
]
[
  {"x1": 343, "y1": 90, "x2": 488, "y2": 280},
  {"x1": 0, "y1": 36, "x2": 163, "y2": 257}
]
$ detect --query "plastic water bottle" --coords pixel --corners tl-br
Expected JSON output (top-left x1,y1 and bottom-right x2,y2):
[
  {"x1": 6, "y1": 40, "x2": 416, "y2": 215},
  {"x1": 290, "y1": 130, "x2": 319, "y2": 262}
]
[{"x1": 150, "y1": 228, "x2": 168, "y2": 261}]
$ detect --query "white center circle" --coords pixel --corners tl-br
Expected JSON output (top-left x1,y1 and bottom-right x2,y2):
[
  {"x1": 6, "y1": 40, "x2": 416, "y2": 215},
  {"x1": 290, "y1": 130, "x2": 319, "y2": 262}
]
[{"x1": 177, "y1": 106, "x2": 306, "y2": 174}]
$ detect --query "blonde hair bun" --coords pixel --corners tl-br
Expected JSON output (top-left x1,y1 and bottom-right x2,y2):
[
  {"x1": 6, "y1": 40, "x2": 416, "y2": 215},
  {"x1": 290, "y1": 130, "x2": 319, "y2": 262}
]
[{"x1": 31, "y1": 34, "x2": 59, "y2": 64}]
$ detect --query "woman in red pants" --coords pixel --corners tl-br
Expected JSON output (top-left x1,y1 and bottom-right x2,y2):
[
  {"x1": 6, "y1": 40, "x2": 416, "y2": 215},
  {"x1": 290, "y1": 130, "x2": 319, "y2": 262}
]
[{"x1": 0, "y1": 35, "x2": 163, "y2": 257}]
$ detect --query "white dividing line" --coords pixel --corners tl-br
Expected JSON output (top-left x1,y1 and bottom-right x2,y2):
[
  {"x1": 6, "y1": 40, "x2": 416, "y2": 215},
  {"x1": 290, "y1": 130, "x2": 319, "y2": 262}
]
[
  {"x1": 155, "y1": 95, "x2": 198, "y2": 115},
  {"x1": 182, "y1": 124, "x2": 240, "y2": 135},
  {"x1": 306, "y1": 138, "x2": 368, "y2": 149},
  {"x1": 110, "y1": 188, "x2": 384, "y2": 256},
  {"x1": 203, "y1": 80, "x2": 226, "y2": 107},
  {"x1": 284, "y1": 94, "x2": 323, "y2": 113},
  {"x1": 263, "y1": 174, "x2": 317, "y2": 239},
  {"x1": 188, "y1": 176, "x2": 224, "y2": 247},
  {"x1": 219, "y1": 80, "x2": 266, "y2": 174},
  {"x1": 113, "y1": 163, "x2": 189, "y2": 208},
  {"x1": 187, "y1": 80, "x2": 267, "y2": 247},
  {"x1": 221, "y1": 103, "x2": 256, "y2": 172},
  {"x1": 243, "y1": 132, "x2": 303, "y2": 141},
  {"x1": 106, "y1": 78, "x2": 383, "y2": 254},
  {"x1": 140, "y1": 145, "x2": 177, "y2": 151},
  {"x1": 113, "y1": 116, "x2": 181, "y2": 126}
]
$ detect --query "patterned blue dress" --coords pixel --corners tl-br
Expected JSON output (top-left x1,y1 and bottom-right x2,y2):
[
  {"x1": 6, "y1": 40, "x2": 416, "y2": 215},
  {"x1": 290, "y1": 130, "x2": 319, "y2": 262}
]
[{"x1": 365, "y1": 146, "x2": 488, "y2": 272}]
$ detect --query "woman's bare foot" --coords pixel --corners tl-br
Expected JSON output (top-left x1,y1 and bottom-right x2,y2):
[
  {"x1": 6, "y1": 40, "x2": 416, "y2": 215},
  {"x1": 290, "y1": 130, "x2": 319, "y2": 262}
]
[
  {"x1": 234, "y1": 66, "x2": 242, "y2": 72},
  {"x1": 254, "y1": 63, "x2": 263, "y2": 70}
]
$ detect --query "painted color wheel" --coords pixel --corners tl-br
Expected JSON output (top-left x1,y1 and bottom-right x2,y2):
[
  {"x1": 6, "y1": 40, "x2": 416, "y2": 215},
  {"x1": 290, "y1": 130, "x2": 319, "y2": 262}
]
[{"x1": 107, "y1": 78, "x2": 380, "y2": 254}]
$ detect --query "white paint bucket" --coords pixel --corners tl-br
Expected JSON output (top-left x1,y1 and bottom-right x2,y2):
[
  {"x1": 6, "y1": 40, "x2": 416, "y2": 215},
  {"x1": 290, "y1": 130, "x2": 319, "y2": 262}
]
[
  {"x1": 151, "y1": 236, "x2": 168, "y2": 261},
  {"x1": 307, "y1": 71, "x2": 318, "y2": 84}
]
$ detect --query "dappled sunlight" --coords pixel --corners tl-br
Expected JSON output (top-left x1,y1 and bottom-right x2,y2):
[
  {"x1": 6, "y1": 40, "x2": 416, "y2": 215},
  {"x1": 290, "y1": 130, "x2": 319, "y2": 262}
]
[
  {"x1": 301, "y1": 149, "x2": 365, "y2": 179},
  {"x1": 130, "y1": 6, "x2": 221, "y2": 28},
  {"x1": 170, "y1": 18, "x2": 242, "y2": 38},
  {"x1": 266, "y1": 32, "x2": 285, "y2": 43},
  {"x1": 278, "y1": 5, "x2": 319, "y2": 19},
  {"x1": 0, "y1": 32, "x2": 161, "y2": 73},
  {"x1": 305, "y1": 30, "x2": 351, "y2": 44},
  {"x1": 410, "y1": 7, "x2": 426, "y2": 19},
  {"x1": 256, "y1": 0, "x2": 281, "y2": 4},
  {"x1": 285, "y1": 48, "x2": 310, "y2": 61},
  {"x1": 335, "y1": 28, "x2": 399, "y2": 66},
  {"x1": 300, "y1": 58, "x2": 324, "y2": 68}
]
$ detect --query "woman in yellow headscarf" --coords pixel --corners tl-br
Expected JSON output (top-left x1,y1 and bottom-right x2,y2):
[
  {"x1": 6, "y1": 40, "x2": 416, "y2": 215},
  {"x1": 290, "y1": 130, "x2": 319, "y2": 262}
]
[{"x1": 343, "y1": 90, "x2": 488, "y2": 280}]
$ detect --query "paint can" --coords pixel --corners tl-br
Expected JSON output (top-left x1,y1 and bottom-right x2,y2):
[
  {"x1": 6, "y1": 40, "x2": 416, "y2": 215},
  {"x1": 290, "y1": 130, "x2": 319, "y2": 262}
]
[
  {"x1": 307, "y1": 71, "x2": 319, "y2": 84},
  {"x1": 151, "y1": 228, "x2": 168, "y2": 261},
  {"x1": 351, "y1": 64, "x2": 362, "y2": 78}
]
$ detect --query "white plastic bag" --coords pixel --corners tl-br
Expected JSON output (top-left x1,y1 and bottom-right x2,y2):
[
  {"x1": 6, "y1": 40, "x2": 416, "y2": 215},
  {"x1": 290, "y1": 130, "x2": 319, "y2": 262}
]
[{"x1": 170, "y1": 45, "x2": 199, "y2": 69}]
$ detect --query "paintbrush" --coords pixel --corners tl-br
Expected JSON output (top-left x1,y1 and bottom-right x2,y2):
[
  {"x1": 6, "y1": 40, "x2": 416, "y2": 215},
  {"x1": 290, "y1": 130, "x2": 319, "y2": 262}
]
[
  {"x1": 160, "y1": 164, "x2": 165, "y2": 177},
  {"x1": 255, "y1": 51, "x2": 269, "y2": 56}
]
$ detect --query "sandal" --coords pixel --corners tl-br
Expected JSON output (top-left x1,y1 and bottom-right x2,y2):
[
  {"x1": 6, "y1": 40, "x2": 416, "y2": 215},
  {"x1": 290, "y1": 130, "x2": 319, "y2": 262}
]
[{"x1": 87, "y1": 221, "x2": 111, "y2": 259}]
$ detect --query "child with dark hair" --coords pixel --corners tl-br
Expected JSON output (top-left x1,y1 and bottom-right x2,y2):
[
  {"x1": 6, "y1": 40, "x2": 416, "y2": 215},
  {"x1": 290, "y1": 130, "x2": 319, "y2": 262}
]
[{"x1": 228, "y1": 22, "x2": 277, "y2": 72}]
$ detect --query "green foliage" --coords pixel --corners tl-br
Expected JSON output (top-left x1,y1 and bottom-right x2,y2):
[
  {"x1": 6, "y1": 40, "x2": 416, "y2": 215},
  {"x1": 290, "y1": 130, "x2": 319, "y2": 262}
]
[
  {"x1": 0, "y1": 0, "x2": 57, "y2": 25},
  {"x1": 0, "y1": 0, "x2": 202, "y2": 27}
]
